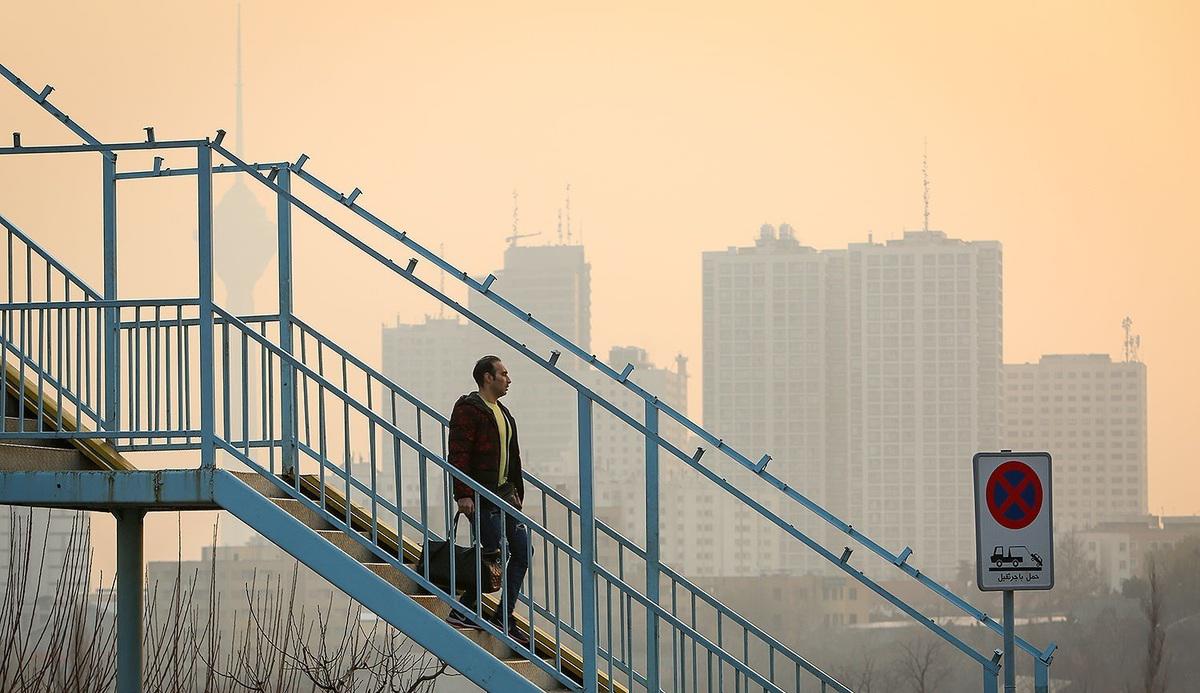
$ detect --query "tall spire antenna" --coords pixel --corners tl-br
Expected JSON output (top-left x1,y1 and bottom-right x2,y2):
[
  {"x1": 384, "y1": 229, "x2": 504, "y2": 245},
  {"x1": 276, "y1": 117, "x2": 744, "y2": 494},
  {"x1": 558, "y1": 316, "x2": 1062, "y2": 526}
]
[
  {"x1": 922, "y1": 138, "x2": 930, "y2": 232},
  {"x1": 512, "y1": 189, "x2": 519, "y2": 234},
  {"x1": 235, "y1": 2, "x2": 245, "y2": 156},
  {"x1": 566, "y1": 183, "x2": 572, "y2": 244},
  {"x1": 557, "y1": 209, "x2": 563, "y2": 244}
]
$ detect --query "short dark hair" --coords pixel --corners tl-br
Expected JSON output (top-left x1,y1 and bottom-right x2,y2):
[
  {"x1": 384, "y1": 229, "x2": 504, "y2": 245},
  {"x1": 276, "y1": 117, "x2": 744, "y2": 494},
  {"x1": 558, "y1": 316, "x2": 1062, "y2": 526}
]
[{"x1": 473, "y1": 355, "x2": 502, "y2": 387}]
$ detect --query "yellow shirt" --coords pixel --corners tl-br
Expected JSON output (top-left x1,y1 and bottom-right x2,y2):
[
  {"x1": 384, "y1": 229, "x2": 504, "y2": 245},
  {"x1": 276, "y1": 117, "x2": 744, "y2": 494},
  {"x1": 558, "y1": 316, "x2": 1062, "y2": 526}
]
[{"x1": 486, "y1": 400, "x2": 511, "y2": 485}]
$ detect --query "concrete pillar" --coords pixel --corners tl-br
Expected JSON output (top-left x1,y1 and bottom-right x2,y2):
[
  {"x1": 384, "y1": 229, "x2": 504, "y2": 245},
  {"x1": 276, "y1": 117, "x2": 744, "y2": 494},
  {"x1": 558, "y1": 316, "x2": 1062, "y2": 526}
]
[{"x1": 115, "y1": 509, "x2": 144, "y2": 693}]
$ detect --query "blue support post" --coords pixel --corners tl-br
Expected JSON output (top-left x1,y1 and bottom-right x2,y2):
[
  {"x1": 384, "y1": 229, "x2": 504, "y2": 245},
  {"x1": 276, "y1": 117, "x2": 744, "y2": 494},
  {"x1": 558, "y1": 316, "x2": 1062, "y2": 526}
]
[
  {"x1": 197, "y1": 145, "x2": 215, "y2": 468},
  {"x1": 1034, "y1": 657, "x2": 1049, "y2": 693},
  {"x1": 102, "y1": 153, "x2": 119, "y2": 434},
  {"x1": 644, "y1": 401, "x2": 660, "y2": 693},
  {"x1": 115, "y1": 509, "x2": 144, "y2": 693},
  {"x1": 577, "y1": 390, "x2": 598, "y2": 693},
  {"x1": 984, "y1": 664, "x2": 999, "y2": 693},
  {"x1": 1004, "y1": 590, "x2": 1015, "y2": 693},
  {"x1": 277, "y1": 167, "x2": 296, "y2": 478}
]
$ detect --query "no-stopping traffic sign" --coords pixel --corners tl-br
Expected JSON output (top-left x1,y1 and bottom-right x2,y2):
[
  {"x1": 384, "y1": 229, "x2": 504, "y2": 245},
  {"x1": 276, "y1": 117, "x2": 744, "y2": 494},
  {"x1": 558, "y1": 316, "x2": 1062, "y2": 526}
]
[{"x1": 974, "y1": 452, "x2": 1054, "y2": 591}]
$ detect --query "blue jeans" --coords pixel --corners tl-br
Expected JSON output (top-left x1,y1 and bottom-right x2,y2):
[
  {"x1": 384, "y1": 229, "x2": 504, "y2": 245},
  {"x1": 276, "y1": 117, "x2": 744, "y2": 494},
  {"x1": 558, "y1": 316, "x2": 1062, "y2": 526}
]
[{"x1": 459, "y1": 502, "x2": 530, "y2": 625}]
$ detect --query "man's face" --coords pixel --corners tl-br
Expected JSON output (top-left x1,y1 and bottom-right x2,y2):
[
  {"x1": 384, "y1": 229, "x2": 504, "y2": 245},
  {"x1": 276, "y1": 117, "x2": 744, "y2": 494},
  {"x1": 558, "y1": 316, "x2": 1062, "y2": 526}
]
[{"x1": 485, "y1": 361, "x2": 511, "y2": 398}]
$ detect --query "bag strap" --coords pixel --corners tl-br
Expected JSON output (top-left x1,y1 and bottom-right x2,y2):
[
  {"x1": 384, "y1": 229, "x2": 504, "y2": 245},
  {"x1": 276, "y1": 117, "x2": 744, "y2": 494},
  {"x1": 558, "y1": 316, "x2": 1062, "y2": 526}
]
[{"x1": 451, "y1": 510, "x2": 480, "y2": 545}]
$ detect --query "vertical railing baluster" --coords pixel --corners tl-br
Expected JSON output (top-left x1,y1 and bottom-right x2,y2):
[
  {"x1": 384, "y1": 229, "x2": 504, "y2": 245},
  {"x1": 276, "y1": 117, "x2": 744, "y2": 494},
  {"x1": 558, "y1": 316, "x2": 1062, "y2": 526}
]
[
  {"x1": 55, "y1": 305, "x2": 64, "y2": 431},
  {"x1": 266, "y1": 325, "x2": 276, "y2": 472},
  {"x1": 152, "y1": 306, "x2": 160, "y2": 440},
  {"x1": 197, "y1": 144, "x2": 215, "y2": 467},
  {"x1": 36, "y1": 307, "x2": 44, "y2": 430},
  {"x1": 0, "y1": 307, "x2": 8, "y2": 425},
  {"x1": 577, "y1": 390, "x2": 597, "y2": 693},
  {"x1": 277, "y1": 167, "x2": 297, "y2": 480},
  {"x1": 164, "y1": 308, "x2": 172, "y2": 442},
  {"x1": 367, "y1": 377, "x2": 377, "y2": 543},
  {"x1": 132, "y1": 306, "x2": 141, "y2": 436},
  {"x1": 299, "y1": 334, "x2": 311, "y2": 489},
  {"x1": 260, "y1": 321, "x2": 270, "y2": 464},
  {"x1": 240, "y1": 330, "x2": 249, "y2": 456},
  {"x1": 183, "y1": 310, "x2": 192, "y2": 442},
  {"x1": 341, "y1": 359, "x2": 351, "y2": 523},
  {"x1": 391, "y1": 393, "x2": 403, "y2": 536},
  {"x1": 645, "y1": 401, "x2": 661, "y2": 692},
  {"x1": 100, "y1": 157, "x2": 117, "y2": 427},
  {"x1": 221, "y1": 322, "x2": 231, "y2": 443}
]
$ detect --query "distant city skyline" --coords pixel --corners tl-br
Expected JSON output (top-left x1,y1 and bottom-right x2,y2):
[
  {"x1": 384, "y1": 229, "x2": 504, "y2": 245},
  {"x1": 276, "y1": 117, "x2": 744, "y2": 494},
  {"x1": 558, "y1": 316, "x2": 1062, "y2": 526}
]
[{"x1": 3, "y1": 4, "x2": 1195, "y2": 585}]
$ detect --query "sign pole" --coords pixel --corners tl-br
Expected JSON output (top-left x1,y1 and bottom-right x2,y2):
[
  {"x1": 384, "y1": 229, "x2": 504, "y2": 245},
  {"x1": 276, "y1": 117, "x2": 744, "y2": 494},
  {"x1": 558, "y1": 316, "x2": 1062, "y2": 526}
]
[{"x1": 1003, "y1": 589, "x2": 1015, "y2": 693}]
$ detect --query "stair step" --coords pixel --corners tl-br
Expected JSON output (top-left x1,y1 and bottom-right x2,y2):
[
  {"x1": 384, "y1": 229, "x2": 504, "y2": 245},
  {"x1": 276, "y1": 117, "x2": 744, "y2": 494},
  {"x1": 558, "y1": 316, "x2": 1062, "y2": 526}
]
[
  {"x1": 2, "y1": 417, "x2": 72, "y2": 447},
  {"x1": 229, "y1": 471, "x2": 292, "y2": 499},
  {"x1": 410, "y1": 594, "x2": 452, "y2": 619},
  {"x1": 315, "y1": 529, "x2": 380, "y2": 563},
  {"x1": 364, "y1": 562, "x2": 424, "y2": 594},
  {"x1": 0, "y1": 442, "x2": 91, "y2": 471},
  {"x1": 503, "y1": 657, "x2": 567, "y2": 690},
  {"x1": 270, "y1": 498, "x2": 336, "y2": 530},
  {"x1": 455, "y1": 626, "x2": 515, "y2": 659}
]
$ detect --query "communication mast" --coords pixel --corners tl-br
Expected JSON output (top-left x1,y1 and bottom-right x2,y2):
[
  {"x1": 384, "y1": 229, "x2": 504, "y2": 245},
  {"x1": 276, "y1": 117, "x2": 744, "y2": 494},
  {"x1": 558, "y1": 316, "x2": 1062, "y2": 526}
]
[
  {"x1": 922, "y1": 139, "x2": 931, "y2": 232},
  {"x1": 505, "y1": 189, "x2": 540, "y2": 247},
  {"x1": 1122, "y1": 316, "x2": 1142, "y2": 362}
]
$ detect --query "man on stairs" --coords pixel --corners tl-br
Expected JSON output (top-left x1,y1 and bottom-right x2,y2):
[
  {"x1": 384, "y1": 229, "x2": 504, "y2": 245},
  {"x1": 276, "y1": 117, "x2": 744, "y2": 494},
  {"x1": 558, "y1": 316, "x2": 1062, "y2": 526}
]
[{"x1": 445, "y1": 355, "x2": 532, "y2": 648}]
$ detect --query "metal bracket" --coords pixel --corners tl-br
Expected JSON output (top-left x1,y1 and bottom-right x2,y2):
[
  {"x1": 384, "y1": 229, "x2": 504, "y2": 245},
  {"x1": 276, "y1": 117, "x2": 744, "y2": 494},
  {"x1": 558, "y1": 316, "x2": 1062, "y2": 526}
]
[
  {"x1": 480, "y1": 274, "x2": 496, "y2": 292},
  {"x1": 692, "y1": 447, "x2": 705, "y2": 462},
  {"x1": 1041, "y1": 643, "x2": 1058, "y2": 663},
  {"x1": 152, "y1": 157, "x2": 164, "y2": 175},
  {"x1": 619, "y1": 363, "x2": 634, "y2": 382},
  {"x1": 267, "y1": 167, "x2": 279, "y2": 182},
  {"x1": 292, "y1": 153, "x2": 309, "y2": 172},
  {"x1": 894, "y1": 546, "x2": 913, "y2": 566},
  {"x1": 548, "y1": 350, "x2": 561, "y2": 367},
  {"x1": 36, "y1": 84, "x2": 53, "y2": 103},
  {"x1": 754, "y1": 454, "x2": 771, "y2": 473},
  {"x1": 11, "y1": 132, "x2": 20, "y2": 148},
  {"x1": 341, "y1": 187, "x2": 362, "y2": 206},
  {"x1": 991, "y1": 649, "x2": 1003, "y2": 665},
  {"x1": 405, "y1": 258, "x2": 418, "y2": 274},
  {"x1": 143, "y1": 126, "x2": 155, "y2": 143},
  {"x1": 212, "y1": 129, "x2": 227, "y2": 147},
  {"x1": 839, "y1": 547, "x2": 853, "y2": 563}
]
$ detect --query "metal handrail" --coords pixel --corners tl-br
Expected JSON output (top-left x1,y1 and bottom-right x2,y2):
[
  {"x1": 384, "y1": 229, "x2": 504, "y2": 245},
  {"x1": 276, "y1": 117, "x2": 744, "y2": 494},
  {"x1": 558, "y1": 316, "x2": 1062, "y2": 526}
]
[{"x1": 207, "y1": 141, "x2": 1008, "y2": 671}]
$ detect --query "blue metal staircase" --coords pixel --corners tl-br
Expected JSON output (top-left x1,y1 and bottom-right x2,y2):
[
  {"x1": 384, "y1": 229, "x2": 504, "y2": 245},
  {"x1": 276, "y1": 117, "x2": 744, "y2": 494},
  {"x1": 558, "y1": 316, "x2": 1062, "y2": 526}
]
[{"x1": 0, "y1": 62, "x2": 1056, "y2": 692}]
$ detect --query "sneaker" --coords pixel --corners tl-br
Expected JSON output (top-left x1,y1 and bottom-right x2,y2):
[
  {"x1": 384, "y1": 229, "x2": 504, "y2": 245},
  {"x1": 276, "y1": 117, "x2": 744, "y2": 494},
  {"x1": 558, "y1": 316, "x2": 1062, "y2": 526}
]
[
  {"x1": 446, "y1": 610, "x2": 482, "y2": 630},
  {"x1": 500, "y1": 622, "x2": 533, "y2": 650}
]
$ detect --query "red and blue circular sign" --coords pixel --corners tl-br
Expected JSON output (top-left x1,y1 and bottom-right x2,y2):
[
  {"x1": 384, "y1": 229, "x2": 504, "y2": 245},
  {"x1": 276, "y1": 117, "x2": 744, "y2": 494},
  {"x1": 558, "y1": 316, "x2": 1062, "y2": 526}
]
[{"x1": 985, "y1": 460, "x2": 1043, "y2": 530}]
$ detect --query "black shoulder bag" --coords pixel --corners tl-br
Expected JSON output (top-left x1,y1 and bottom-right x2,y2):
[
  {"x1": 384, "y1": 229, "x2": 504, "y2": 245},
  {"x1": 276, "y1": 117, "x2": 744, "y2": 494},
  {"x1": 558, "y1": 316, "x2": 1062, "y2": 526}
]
[{"x1": 422, "y1": 512, "x2": 502, "y2": 593}]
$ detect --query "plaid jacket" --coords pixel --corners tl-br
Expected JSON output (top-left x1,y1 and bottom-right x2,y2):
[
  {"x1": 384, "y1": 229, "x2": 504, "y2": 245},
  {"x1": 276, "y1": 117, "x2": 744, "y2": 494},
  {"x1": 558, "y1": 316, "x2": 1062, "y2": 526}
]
[{"x1": 448, "y1": 392, "x2": 524, "y2": 502}]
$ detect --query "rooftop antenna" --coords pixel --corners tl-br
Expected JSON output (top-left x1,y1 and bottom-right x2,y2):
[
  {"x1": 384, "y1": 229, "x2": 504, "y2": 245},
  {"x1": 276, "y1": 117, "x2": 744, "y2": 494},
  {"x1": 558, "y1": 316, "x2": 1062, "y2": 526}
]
[
  {"x1": 566, "y1": 183, "x2": 572, "y2": 244},
  {"x1": 505, "y1": 190, "x2": 540, "y2": 247},
  {"x1": 511, "y1": 189, "x2": 519, "y2": 234},
  {"x1": 1122, "y1": 316, "x2": 1131, "y2": 362},
  {"x1": 557, "y1": 209, "x2": 563, "y2": 244},
  {"x1": 1122, "y1": 316, "x2": 1142, "y2": 362},
  {"x1": 235, "y1": 2, "x2": 245, "y2": 156},
  {"x1": 922, "y1": 138, "x2": 930, "y2": 232}
]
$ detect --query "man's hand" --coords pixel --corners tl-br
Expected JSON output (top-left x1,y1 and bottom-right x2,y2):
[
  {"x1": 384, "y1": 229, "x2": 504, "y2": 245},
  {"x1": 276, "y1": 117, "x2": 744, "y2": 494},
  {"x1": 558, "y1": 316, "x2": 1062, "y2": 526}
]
[{"x1": 456, "y1": 496, "x2": 475, "y2": 516}]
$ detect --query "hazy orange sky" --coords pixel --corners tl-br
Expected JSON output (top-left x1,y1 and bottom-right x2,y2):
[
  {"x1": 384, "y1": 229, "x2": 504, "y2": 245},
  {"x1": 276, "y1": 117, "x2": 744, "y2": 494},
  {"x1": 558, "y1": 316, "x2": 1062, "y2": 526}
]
[{"x1": 2, "y1": 2, "x2": 1198, "y2": 573}]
